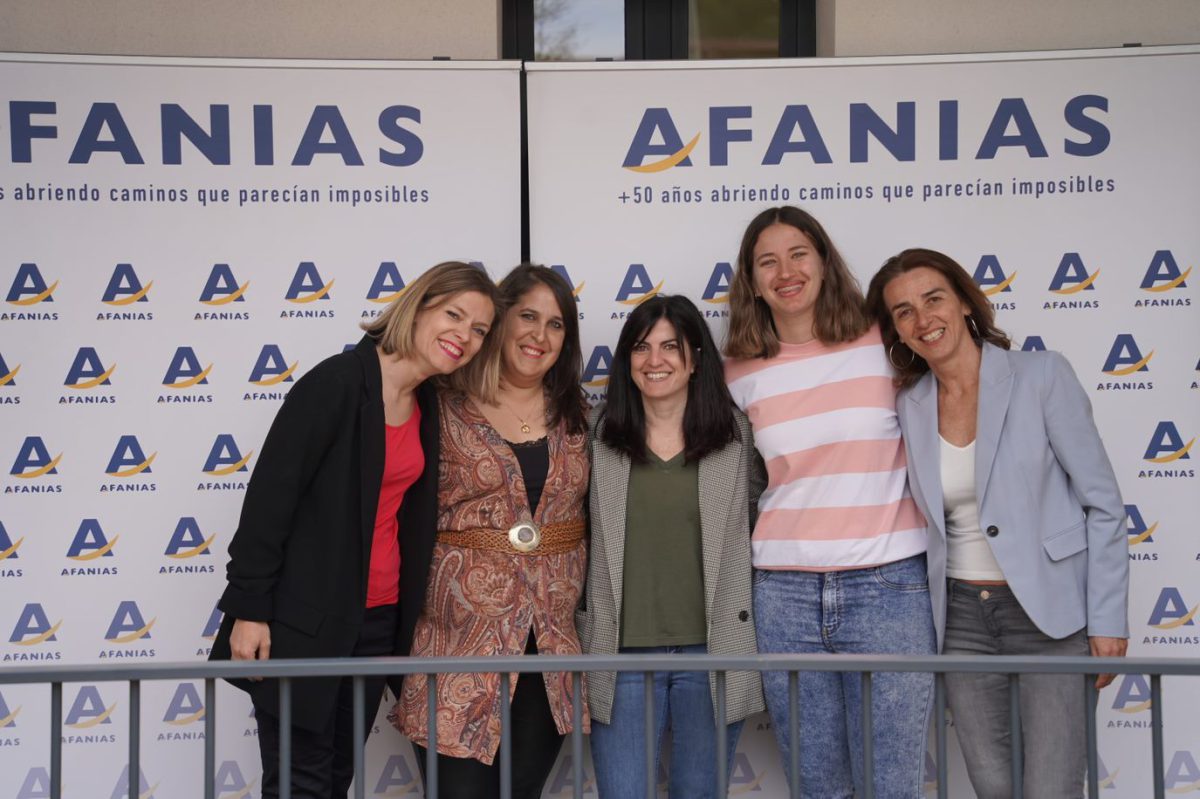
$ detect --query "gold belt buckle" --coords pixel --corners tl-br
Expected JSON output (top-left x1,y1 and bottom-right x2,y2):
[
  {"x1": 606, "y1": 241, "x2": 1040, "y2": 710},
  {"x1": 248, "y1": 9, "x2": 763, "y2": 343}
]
[{"x1": 508, "y1": 521, "x2": 541, "y2": 553}]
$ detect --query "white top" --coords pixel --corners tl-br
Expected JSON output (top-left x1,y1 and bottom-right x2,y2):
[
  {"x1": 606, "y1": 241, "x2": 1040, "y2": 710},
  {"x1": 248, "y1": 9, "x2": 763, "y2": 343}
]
[{"x1": 940, "y1": 436, "x2": 1005, "y2": 581}]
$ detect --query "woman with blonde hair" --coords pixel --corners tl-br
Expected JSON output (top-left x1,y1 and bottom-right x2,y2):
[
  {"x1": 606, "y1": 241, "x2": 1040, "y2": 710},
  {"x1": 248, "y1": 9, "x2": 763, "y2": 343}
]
[
  {"x1": 724, "y1": 206, "x2": 935, "y2": 798},
  {"x1": 212, "y1": 261, "x2": 501, "y2": 799}
]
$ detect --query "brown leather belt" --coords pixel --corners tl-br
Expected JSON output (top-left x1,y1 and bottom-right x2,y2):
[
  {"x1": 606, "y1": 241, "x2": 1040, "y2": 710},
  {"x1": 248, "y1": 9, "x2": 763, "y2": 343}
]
[{"x1": 437, "y1": 519, "x2": 585, "y2": 555}]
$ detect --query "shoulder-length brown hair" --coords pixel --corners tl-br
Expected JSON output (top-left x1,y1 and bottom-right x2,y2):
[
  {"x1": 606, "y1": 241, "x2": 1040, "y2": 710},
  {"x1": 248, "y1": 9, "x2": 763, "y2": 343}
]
[
  {"x1": 865, "y1": 248, "x2": 1011, "y2": 388},
  {"x1": 600, "y1": 294, "x2": 738, "y2": 465},
  {"x1": 724, "y1": 206, "x2": 869, "y2": 360},
  {"x1": 361, "y1": 260, "x2": 503, "y2": 394},
  {"x1": 493, "y1": 264, "x2": 587, "y2": 436}
]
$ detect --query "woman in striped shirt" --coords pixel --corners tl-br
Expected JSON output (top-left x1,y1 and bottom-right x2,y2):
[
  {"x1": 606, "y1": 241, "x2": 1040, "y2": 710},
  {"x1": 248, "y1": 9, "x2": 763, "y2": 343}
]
[{"x1": 724, "y1": 206, "x2": 935, "y2": 798}]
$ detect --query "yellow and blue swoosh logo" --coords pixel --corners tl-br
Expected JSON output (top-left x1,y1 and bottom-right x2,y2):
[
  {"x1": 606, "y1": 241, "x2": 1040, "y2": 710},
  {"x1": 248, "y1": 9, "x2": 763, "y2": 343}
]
[{"x1": 624, "y1": 133, "x2": 701, "y2": 174}]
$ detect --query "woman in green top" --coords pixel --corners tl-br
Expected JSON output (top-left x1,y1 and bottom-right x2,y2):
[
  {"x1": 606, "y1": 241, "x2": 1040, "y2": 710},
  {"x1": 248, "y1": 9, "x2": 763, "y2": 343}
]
[{"x1": 579, "y1": 295, "x2": 764, "y2": 798}]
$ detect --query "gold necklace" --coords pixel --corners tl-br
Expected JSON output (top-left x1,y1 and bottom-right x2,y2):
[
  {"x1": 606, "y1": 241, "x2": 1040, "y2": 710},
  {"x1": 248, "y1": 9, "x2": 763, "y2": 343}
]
[{"x1": 501, "y1": 396, "x2": 541, "y2": 435}]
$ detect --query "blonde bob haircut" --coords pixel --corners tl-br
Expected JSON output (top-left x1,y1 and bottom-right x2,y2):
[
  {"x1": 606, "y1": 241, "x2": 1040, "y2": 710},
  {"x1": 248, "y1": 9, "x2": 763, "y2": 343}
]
[
  {"x1": 360, "y1": 260, "x2": 503, "y2": 395},
  {"x1": 724, "y1": 206, "x2": 869, "y2": 360}
]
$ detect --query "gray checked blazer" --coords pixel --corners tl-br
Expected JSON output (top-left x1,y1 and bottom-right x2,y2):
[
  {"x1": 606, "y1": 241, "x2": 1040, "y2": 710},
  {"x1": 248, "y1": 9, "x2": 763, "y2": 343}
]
[{"x1": 578, "y1": 406, "x2": 766, "y2": 725}]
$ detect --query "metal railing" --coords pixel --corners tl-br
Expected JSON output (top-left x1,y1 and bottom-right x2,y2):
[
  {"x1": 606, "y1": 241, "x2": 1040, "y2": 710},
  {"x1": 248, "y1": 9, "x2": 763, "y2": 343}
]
[{"x1": 3, "y1": 653, "x2": 1198, "y2": 799}]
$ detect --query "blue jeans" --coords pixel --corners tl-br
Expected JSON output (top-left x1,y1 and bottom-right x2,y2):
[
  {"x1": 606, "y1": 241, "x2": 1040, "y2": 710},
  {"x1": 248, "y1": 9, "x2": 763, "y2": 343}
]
[
  {"x1": 589, "y1": 644, "x2": 743, "y2": 799},
  {"x1": 754, "y1": 555, "x2": 936, "y2": 799}
]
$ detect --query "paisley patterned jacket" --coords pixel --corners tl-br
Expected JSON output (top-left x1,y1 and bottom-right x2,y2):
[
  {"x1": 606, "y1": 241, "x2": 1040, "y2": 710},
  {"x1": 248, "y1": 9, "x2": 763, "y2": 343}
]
[{"x1": 392, "y1": 389, "x2": 590, "y2": 764}]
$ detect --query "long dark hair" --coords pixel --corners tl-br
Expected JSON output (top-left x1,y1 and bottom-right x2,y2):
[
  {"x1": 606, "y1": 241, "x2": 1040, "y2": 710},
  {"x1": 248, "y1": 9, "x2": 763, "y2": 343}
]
[
  {"x1": 600, "y1": 294, "x2": 738, "y2": 464},
  {"x1": 865, "y1": 248, "x2": 1012, "y2": 387},
  {"x1": 497, "y1": 264, "x2": 587, "y2": 436},
  {"x1": 725, "y1": 205, "x2": 869, "y2": 359}
]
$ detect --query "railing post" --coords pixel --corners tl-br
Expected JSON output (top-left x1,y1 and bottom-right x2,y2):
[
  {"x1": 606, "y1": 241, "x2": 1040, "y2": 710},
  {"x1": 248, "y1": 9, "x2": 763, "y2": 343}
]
[
  {"x1": 205, "y1": 678, "x2": 216, "y2": 799},
  {"x1": 935, "y1": 673, "x2": 948, "y2": 799},
  {"x1": 644, "y1": 671, "x2": 656, "y2": 798},
  {"x1": 1151, "y1": 674, "x2": 1164, "y2": 799},
  {"x1": 715, "y1": 670, "x2": 728, "y2": 798},
  {"x1": 788, "y1": 670, "x2": 800, "y2": 799},
  {"x1": 1009, "y1": 674, "x2": 1023, "y2": 799},
  {"x1": 500, "y1": 672, "x2": 513, "y2": 799},
  {"x1": 860, "y1": 671, "x2": 874, "y2": 799},
  {"x1": 426, "y1": 674, "x2": 438, "y2": 799},
  {"x1": 1085, "y1": 677, "x2": 1098, "y2": 799},
  {"x1": 129, "y1": 679, "x2": 140, "y2": 799},
  {"x1": 571, "y1": 672, "x2": 584, "y2": 799},
  {"x1": 352, "y1": 676, "x2": 365, "y2": 799},
  {"x1": 51, "y1": 681, "x2": 62, "y2": 799},
  {"x1": 280, "y1": 677, "x2": 292, "y2": 799}
]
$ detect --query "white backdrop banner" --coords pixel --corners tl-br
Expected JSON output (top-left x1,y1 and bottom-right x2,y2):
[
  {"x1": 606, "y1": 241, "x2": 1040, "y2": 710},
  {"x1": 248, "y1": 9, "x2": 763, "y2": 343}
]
[
  {"x1": 528, "y1": 46, "x2": 1200, "y2": 798},
  {"x1": 0, "y1": 53, "x2": 520, "y2": 798}
]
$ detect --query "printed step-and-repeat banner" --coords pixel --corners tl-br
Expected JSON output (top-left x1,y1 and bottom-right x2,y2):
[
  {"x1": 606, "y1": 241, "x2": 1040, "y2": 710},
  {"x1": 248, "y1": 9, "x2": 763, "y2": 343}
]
[
  {"x1": 528, "y1": 46, "x2": 1200, "y2": 797},
  {"x1": 1, "y1": 45, "x2": 1198, "y2": 799},
  {"x1": 0, "y1": 54, "x2": 520, "y2": 798}
]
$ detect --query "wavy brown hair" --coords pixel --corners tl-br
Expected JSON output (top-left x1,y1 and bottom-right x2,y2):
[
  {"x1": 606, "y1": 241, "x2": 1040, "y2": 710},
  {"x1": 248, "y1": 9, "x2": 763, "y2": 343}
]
[
  {"x1": 724, "y1": 206, "x2": 869, "y2": 360},
  {"x1": 865, "y1": 248, "x2": 1012, "y2": 388},
  {"x1": 493, "y1": 264, "x2": 587, "y2": 436}
]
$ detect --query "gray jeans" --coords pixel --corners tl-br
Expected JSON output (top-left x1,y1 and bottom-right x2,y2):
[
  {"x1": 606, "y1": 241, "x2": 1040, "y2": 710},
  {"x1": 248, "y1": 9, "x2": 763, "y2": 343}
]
[{"x1": 944, "y1": 580, "x2": 1092, "y2": 799}]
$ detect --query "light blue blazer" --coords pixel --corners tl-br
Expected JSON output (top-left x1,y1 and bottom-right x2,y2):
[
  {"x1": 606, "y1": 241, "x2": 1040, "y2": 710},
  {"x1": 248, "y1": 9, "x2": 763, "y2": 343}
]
[{"x1": 897, "y1": 342, "x2": 1129, "y2": 650}]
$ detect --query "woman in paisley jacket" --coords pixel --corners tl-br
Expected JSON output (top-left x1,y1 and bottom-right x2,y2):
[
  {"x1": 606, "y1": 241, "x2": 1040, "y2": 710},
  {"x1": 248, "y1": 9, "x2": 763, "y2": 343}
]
[{"x1": 392, "y1": 264, "x2": 589, "y2": 799}]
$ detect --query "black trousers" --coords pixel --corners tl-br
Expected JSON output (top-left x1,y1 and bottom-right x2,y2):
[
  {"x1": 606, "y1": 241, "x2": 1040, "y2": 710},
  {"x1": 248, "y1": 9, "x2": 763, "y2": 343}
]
[
  {"x1": 256, "y1": 603, "x2": 398, "y2": 799},
  {"x1": 414, "y1": 636, "x2": 565, "y2": 799}
]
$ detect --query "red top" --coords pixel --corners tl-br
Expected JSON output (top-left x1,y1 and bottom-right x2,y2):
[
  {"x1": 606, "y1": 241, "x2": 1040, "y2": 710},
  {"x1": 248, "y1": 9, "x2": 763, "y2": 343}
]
[{"x1": 367, "y1": 405, "x2": 424, "y2": 608}]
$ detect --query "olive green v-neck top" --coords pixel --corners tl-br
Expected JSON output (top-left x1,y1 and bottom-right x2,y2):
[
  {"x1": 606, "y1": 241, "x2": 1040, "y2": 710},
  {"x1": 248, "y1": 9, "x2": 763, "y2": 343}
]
[{"x1": 619, "y1": 450, "x2": 706, "y2": 647}]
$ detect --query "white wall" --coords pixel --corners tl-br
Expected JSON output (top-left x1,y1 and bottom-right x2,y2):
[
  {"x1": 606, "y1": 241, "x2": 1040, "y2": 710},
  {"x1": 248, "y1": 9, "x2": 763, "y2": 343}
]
[
  {"x1": 820, "y1": 0, "x2": 1200, "y2": 56},
  {"x1": 4, "y1": 0, "x2": 1198, "y2": 61},
  {"x1": 0, "y1": 0, "x2": 501, "y2": 59}
]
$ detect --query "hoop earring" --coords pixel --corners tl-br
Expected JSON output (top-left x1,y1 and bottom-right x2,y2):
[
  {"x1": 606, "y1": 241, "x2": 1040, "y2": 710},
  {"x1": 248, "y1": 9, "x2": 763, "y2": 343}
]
[
  {"x1": 966, "y1": 314, "x2": 981, "y2": 340},
  {"x1": 888, "y1": 341, "x2": 915, "y2": 370}
]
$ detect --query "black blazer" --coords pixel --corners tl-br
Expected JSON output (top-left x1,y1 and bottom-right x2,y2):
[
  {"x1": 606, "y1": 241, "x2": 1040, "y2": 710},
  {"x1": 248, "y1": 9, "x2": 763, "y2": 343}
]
[{"x1": 210, "y1": 335, "x2": 440, "y2": 732}]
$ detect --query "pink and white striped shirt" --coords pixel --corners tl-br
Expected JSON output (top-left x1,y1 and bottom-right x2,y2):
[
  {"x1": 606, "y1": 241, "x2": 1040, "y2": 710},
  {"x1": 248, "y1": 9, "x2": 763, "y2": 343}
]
[{"x1": 725, "y1": 326, "x2": 926, "y2": 571}]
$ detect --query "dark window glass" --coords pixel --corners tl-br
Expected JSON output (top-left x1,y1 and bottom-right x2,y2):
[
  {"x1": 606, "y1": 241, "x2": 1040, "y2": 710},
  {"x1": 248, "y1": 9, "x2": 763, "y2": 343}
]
[{"x1": 690, "y1": 0, "x2": 780, "y2": 59}]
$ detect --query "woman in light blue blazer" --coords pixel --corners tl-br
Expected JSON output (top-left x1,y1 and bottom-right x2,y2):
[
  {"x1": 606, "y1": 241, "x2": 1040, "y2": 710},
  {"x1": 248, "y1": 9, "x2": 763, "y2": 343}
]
[{"x1": 866, "y1": 248, "x2": 1129, "y2": 799}]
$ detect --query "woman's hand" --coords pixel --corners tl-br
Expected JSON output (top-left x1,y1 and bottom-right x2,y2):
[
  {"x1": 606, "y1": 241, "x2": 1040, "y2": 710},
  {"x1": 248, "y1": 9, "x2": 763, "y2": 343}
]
[
  {"x1": 1089, "y1": 636, "x2": 1127, "y2": 689},
  {"x1": 230, "y1": 619, "x2": 271, "y2": 681}
]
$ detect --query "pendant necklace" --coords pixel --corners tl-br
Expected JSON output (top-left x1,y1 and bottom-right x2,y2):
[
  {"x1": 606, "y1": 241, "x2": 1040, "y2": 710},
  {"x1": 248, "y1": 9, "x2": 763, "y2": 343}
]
[
  {"x1": 510, "y1": 408, "x2": 533, "y2": 435},
  {"x1": 504, "y1": 397, "x2": 539, "y2": 435}
]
